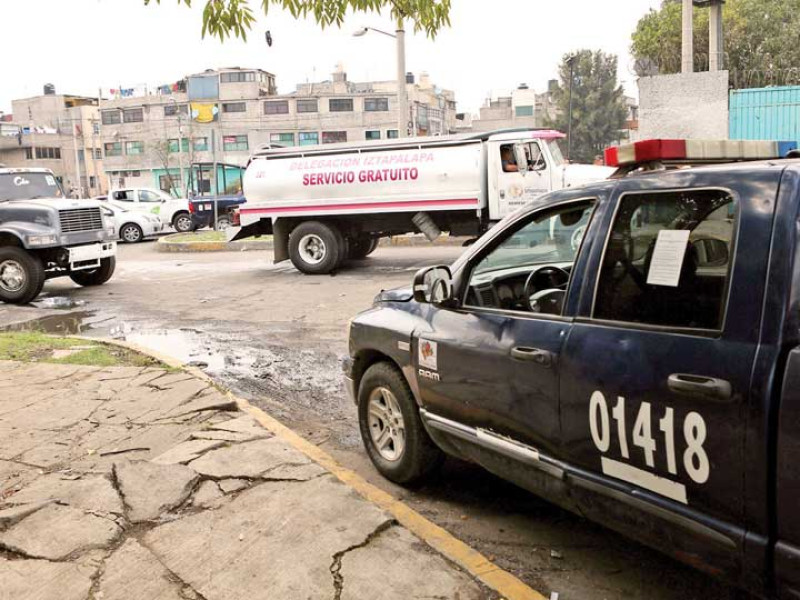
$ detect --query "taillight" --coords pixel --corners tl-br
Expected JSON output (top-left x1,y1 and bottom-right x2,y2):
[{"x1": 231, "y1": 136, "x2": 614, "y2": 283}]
[
  {"x1": 232, "y1": 207, "x2": 241, "y2": 226},
  {"x1": 188, "y1": 201, "x2": 195, "y2": 214}
]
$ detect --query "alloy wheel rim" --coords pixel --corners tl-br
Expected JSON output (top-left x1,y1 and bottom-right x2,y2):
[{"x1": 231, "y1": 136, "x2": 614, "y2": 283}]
[
  {"x1": 0, "y1": 260, "x2": 26, "y2": 293},
  {"x1": 123, "y1": 226, "x2": 141, "y2": 242},
  {"x1": 176, "y1": 216, "x2": 191, "y2": 231},
  {"x1": 367, "y1": 387, "x2": 406, "y2": 462},
  {"x1": 298, "y1": 234, "x2": 327, "y2": 265}
]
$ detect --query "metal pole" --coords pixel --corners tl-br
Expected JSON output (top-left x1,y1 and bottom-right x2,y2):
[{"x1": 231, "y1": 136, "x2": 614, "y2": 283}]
[
  {"x1": 567, "y1": 57, "x2": 575, "y2": 162},
  {"x1": 709, "y1": 1, "x2": 724, "y2": 71},
  {"x1": 211, "y1": 130, "x2": 218, "y2": 230},
  {"x1": 396, "y1": 18, "x2": 408, "y2": 138},
  {"x1": 682, "y1": 0, "x2": 694, "y2": 74},
  {"x1": 174, "y1": 100, "x2": 186, "y2": 197},
  {"x1": 72, "y1": 123, "x2": 83, "y2": 198},
  {"x1": 90, "y1": 118, "x2": 100, "y2": 195}
]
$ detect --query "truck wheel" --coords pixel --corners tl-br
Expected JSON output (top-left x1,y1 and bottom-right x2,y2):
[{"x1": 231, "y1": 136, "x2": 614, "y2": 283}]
[
  {"x1": 348, "y1": 236, "x2": 379, "y2": 260},
  {"x1": 120, "y1": 223, "x2": 143, "y2": 243},
  {"x1": 215, "y1": 215, "x2": 232, "y2": 231},
  {"x1": 69, "y1": 257, "x2": 116, "y2": 287},
  {"x1": 289, "y1": 221, "x2": 343, "y2": 275},
  {"x1": 358, "y1": 362, "x2": 444, "y2": 485},
  {"x1": 173, "y1": 212, "x2": 193, "y2": 233},
  {"x1": 0, "y1": 247, "x2": 45, "y2": 305}
]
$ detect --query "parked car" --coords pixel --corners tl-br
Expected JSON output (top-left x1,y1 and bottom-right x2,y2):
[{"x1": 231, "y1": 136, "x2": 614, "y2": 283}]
[
  {"x1": 344, "y1": 139, "x2": 800, "y2": 598},
  {"x1": 105, "y1": 188, "x2": 193, "y2": 233},
  {"x1": 99, "y1": 202, "x2": 163, "y2": 243},
  {"x1": 0, "y1": 167, "x2": 116, "y2": 304},
  {"x1": 189, "y1": 194, "x2": 246, "y2": 230}
]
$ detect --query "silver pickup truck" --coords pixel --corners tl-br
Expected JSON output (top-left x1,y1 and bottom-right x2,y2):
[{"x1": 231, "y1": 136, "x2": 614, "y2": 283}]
[{"x1": 0, "y1": 167, "x2": 117, "y2": 304}]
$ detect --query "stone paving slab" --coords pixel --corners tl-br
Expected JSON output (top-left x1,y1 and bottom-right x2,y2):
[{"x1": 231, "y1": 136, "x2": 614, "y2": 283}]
[
  {"x1": 5, "y1": 472, "x2": 123, "y2": 515},
  {"x1": 98, "y1": 539, "x2": 185, "y2": 600},
  {"x1": 0, "y1": 556, "x2": 96, "y2": 600},
  {"x1": 114, "y1": 460, "x2": 199, "y2": 523}
]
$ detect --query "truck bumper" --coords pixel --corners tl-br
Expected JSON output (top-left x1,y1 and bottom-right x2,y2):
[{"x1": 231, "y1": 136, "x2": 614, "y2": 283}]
[
  {"x1": 342, "y1": 356, "x2": 357, "y2": 404},
  {"x1": 69, "y1": 242, "x2": 116, "y2": 271}
]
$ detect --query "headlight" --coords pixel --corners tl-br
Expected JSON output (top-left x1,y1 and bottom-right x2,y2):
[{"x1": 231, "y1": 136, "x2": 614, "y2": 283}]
[
  {"x1": 102, "y1": 208, "x2": 114, "y2": 217},
  {"x1": 28, "y1": 235, "x2": 57, "y2": 246}
]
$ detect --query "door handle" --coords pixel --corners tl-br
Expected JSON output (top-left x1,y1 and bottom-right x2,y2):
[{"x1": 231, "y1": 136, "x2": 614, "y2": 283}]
[
  {"x1": 667, "y1": 374, "x2": 732, "y2": 402},
  {"x1": 511, "y1": 347, "x2": 553, "y2": 367}
]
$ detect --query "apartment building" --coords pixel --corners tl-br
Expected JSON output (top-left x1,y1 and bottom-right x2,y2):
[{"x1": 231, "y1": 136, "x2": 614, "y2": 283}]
[
  {"x1": 0, "y1": 89, "x2": 105, "y2": 196},
  {"x1": 97, "y1": 66, "x2": 457, "y2": 196},
  {"x1": 461, "y1": 82, "x2": 560, "y2": 133}
]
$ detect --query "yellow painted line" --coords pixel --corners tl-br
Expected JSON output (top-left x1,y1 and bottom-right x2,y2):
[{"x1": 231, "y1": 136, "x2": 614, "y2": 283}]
[{"x1": 78, "y1": 336, "x2": 548, "y2": 600}]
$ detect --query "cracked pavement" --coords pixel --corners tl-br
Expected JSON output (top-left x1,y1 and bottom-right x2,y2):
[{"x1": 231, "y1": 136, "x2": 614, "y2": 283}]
[{"x1": 0, "y1": 360, "x2": 488, "y2": 600}]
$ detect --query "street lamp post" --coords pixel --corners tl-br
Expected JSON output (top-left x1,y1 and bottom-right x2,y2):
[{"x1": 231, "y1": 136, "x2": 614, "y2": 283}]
[
  {"x1": 566, "y1": 55, "x2": 576, "y2": 162},
  {"x1": 353, "y1": 23, "x2": 409, "y2": 138},
  {"x1": 170, "y1": 98, "x2": 186, "y2": 197}
]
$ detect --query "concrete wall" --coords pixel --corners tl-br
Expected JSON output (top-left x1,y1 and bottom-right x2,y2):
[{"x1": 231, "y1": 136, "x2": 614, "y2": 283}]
[{"x1": 638, "y1": 71, "x2": 730, "y2": 139}]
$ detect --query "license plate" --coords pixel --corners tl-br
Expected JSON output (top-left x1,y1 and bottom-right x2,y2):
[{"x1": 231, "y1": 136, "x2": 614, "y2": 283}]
[{"x1": 69, "y1": 242, "x2": 117, "y2": 263}]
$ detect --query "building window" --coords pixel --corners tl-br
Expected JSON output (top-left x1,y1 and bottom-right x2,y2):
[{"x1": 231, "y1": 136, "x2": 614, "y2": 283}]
[
  {"x1": 364, "y1": 98, "x2": 389, "y2": 112},
  {"x1": 193, "y1": 137, "x2": 208, "y2": 151},
  {"x1": 220, "y1": 71, "x2": 255, "y2": 83},
  {"x1": 92, "y1": 122, "x2": 101, "y2": 135},
  {"x1": 104, "y1": 142, "x2": 122, "y2": 157},
  {"x1": 299, "y1": 132, "x2": 319, "y2": 146},
  {"x1": 222, "y1": 135, "x2": 249, "y2": 151},
  {"x1": 125, "y1": 141, "x2": 144, "y2": 155},
  {"x1": 515, "y1": 105, "x2": 534, "y2": 117},
  {"x1": 222, "y1": 102, "x2": 247, "y2": 113},
  {"x1": 25, "y1": 148, "x2": 33, "y2": 160},
  {"x1": 322, "y1": 131, "x2": 347, "y2": 144},
  {"x1": 123, "y1": 108, "x2": 144, "y2": 123},
  {"x1": 264, "y1": 100, "x2": 289, "y2": 115},
  {"x1": 168, "y1": 138, "x2": 190, "y2": 153},
  {"x1": 101, "y1": 110, "x2": 121, "y2": 125},
  {"x1": 35, "y1": 147, "x2": 61, "y2": 159},
  {"x1": 164, "y1": 103, "x2": 189, "y2": 117},
  {"x1": 270, "y1": 133, "x2": 295, "y2": 147},
  {"x1": 296, "y1": 99, "x2": 318, "y2": 113},
  {"x1": 89, "y1": 176, "x2": 97, "y2": 189},
  {"x1": 365, "y1": 130, "x2": 381, "y2": 140},
  {"x1": 159, "y1": 174, "x2": 178, "y2": 193},
  {"x1": 329, "y1": 99, "x2": 354, "y2": 112},
  {"x1": 94, "y1": 148, "x2": 102, "y2": 159},
  {"x1": 387, "y1": 130, "x2": 399, "y2": 139},
  {"x1": 78, "y1": 149, "x2": 85, "y2": 162}
]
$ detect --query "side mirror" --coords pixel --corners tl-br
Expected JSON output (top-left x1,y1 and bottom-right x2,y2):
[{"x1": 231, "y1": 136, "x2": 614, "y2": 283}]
[
  {"x1": 514, "y1": 145, "x2": 529, "y2": 174},
  {"x1": 413, "y1": 266, "x2": 454, "y2": 305}
]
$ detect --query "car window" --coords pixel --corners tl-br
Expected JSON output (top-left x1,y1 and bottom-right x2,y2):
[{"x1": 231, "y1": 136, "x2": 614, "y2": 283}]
[
  {"x1": 464, "y1": 201, "x2": 594, "y2": 314},
  {"x1": 112, "y1": 190, "x2": 132, "y2": 202},
  {"x1": 139, "y1": 190, "x2": 162, "y2": 203},
  {"x1": 593, "y1": 189, "x2": 736, "y2": 330}
]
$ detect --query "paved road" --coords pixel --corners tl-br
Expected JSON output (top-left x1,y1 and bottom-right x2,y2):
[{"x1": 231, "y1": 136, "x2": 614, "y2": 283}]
[{"x1": 0, "y1": 241, "x2": 745, "y2": 600}]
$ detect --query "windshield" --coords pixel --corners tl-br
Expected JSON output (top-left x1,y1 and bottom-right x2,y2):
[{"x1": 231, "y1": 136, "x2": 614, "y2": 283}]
[
  {"x1": 0, "y1": 172, "x2": 65, "y2": 201},
  {"x1": 547, "y1": 139, "x2": 565, "y2": 168}
]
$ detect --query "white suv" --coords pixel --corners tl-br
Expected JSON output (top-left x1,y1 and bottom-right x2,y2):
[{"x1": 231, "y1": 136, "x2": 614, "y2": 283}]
[{"x1": 107, "y1": 188, "x2": 192, "y2": 232}]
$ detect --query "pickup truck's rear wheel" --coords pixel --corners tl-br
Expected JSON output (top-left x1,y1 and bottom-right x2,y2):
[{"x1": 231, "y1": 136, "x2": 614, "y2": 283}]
[
  {"x1": 172, "y1": 212, "x2": 193, "y2": 233},
  {"x1": 358, "y1": 362, "x2": 444, "y2": 485},
  {"x1": 347, "y1": 236, "x2": 379, "y2": 260},
  {"x1": 0, "y1": 247, "x2": 45, "y2": 305},
  {"x1": 289, "y1": 221, "x2": 343, "y2": 275},
  {"x1": 69, "y1": 257, "x2": 116, "y2": 287}
]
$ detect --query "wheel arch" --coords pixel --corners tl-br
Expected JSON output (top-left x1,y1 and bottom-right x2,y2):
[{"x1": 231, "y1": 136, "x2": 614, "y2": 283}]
[
  {"x1": 351, "y1": 348, "x2": 420, "y2": 407},
  {"x1": 0, "y1": 231, "x2": 24, "y2": 248}
]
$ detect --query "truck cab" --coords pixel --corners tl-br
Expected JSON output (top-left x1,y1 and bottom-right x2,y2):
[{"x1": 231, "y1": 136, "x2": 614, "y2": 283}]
[
  {"x1": 0, "y1": 167, "x2": 117, "y2": 304},
  {"x1": 345, "y1": 139, "x2": 800, "y2": 598}
]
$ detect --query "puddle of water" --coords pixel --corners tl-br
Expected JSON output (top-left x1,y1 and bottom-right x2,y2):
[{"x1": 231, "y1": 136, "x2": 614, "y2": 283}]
[
  {"x1": 1, "y1": 311, "x2": 95, "y2": 335},
  {"x1": 32, "y1": 296, "x2": 86, "y2": 310}
]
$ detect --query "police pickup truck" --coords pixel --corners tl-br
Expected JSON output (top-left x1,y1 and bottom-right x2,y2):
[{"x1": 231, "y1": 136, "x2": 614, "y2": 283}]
[
  {"x1": 0, "y1": 167, "x2": 117, "y2": 304},
  {"x1": 344, "y1": 139, "x2": 800, "y2": 598}
]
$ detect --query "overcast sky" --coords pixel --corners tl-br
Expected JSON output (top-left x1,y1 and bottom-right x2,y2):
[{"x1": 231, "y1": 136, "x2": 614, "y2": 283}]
[{"x1": 1, "y1": 0, "x2": 661, "y2": 116}]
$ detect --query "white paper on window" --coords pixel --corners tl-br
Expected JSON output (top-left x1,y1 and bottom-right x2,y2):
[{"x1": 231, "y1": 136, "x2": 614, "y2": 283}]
[{"x1": 646, "y1": 230, "x2": 691, "y2": 287}]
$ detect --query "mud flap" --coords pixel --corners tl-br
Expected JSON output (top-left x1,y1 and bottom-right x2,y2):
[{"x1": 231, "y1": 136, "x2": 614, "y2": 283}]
[{"x1": 273, "y1": 218, "x2": 290, "y2": 264}]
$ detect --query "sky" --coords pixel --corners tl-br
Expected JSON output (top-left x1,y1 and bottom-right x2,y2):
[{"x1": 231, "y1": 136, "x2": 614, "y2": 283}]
[{"x1": 0, "y1": 0, "x2": 662, "y2": 116}]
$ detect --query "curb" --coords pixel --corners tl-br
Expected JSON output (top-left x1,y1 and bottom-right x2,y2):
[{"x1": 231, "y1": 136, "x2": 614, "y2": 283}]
[
  {"x1": 86, "y1": 334, "x2": 548, "y2": 600},
  {"x1": 157, "y1": 235, "x2": 273, "y2": 253}
]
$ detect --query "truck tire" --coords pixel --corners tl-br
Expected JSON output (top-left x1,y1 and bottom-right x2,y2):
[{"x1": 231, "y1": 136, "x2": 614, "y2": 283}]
[
  {"x1": 0, "y1": 247, "x2": 45, "y2": 305},
  {"x1": 289, "y1": 221, "x2": 344, "y2": 275},
  {"x1": 348, "y1": 236, "x2": 379, "y2": 260},
  {"x1": 120, "y1": 223, "x2": 143, "y2": 243},
  {"x1": 69, "y1": 257, "x2": 116, "y2": 287},
  {"x1": 358, "y1": 362, "x2": 444, "y2": 485},
  {"x1": 215, "y1": 215, "x2": 232, "y2": 231},
  {"x1": 173, "y1": 212, "x2": 193, "y2": 233}
]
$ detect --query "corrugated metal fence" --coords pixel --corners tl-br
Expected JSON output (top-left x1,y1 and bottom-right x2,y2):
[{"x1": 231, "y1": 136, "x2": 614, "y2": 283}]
[{"x1": 730, "y1": 86, "x2": 800, "y2": 140}]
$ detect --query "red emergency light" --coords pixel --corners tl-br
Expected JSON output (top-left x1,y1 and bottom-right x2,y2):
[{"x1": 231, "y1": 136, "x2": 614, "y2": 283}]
[{"x1": 604, "y1": 139, "x2": 799, "y2": 168}]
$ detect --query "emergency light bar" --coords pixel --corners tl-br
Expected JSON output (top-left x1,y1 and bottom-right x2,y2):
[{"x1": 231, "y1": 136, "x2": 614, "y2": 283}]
[{"x1": 605, "y1": 139, "x2": 799, "y2": 168}]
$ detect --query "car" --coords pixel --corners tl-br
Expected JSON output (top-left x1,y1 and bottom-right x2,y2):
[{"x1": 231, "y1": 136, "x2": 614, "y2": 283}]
[
  {"x1": 99, "y1": 202, "x2": 163, "y2": 243},
  {"x1": 344, "y1": 141, "x2": 800, "y2": 598},
  {"x1": 107, "y1": 188, "x2": 193, "y2": 233},
  {"x1": 189, "y1": 194, "x2": 246, "y2": 230}
]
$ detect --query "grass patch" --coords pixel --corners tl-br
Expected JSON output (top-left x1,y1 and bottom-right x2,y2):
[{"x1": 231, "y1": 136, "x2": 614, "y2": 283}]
[
  {"x1": 165, "y1": 231, "x2": 273, "y2": 243},
  {"x1": 0, "y1": 332, "x2": 164, "y2": 368}
]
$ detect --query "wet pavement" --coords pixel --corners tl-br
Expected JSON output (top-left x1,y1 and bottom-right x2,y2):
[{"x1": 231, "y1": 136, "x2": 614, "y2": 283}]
[{"x1": 0, "y1": 241, "x2": 746, "y2": 600}]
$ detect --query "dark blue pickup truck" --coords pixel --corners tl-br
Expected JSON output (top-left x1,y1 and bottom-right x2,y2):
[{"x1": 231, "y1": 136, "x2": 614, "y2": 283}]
[
  {"x1": 345, "y1": 146, "x2": 800, "y2": 598},
  {"x1": 189, "y1": 194, "x2": 246, "y2": 230}
]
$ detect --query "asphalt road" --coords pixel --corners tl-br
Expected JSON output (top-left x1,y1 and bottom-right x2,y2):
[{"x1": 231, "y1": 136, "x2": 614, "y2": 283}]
[{"x1": 0, "y1": 241, "x2": 747, "y2": 600}]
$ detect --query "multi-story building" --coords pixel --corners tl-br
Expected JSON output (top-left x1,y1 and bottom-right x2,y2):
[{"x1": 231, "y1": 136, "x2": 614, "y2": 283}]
[
  {"x1": 0, "y1": 88, "x2": 105, "y2": 196},
  {"x1": 98, "y1": 66, "x2": 458, "y2": 196},
  {"x1": 460, "y1": 82, "x2": 560, "y2": 133}
]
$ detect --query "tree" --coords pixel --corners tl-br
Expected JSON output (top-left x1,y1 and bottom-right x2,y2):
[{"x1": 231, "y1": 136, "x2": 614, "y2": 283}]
[
  {"x1": 631, "y1": 0, "x2": 800, "y2": 88},
  {"x1": 144, "y1": 0, "x2": 451, "y2": 41},
  {"x1": 545, "y1": 50, "x2": 628, "y2": 164}
]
